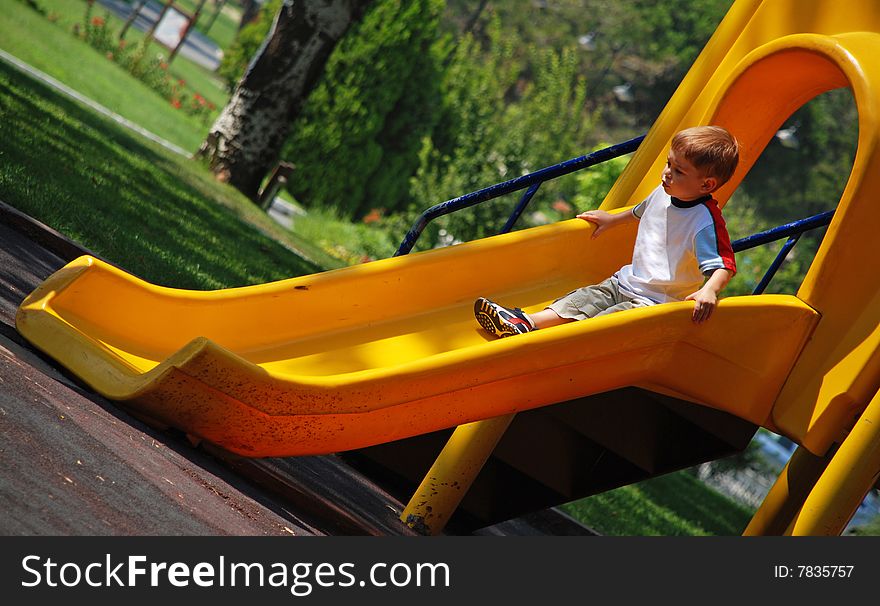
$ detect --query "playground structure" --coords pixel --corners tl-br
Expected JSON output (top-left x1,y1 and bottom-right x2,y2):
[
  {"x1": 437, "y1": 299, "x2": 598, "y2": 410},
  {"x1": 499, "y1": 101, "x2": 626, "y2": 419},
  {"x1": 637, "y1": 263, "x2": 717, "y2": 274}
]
[{"x1": 15, "y1": 0, "x2": 880, "y2": 535}]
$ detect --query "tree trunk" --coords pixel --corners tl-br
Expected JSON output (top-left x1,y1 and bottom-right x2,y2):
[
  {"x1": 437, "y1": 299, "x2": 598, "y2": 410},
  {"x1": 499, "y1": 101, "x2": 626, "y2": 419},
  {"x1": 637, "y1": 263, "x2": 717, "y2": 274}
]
[
  {"x1": 203, "y1": 0, "x2": 229, "y2": 34},
  {"x1": 119, "y1": 0, "x2": 148, "y2": 41},
  {"x1": 238, "y1": 0, "x2": 261, "y2": 30},
  {"x1": 199, "y1": 0, "x2": 370, "y2": 200}
]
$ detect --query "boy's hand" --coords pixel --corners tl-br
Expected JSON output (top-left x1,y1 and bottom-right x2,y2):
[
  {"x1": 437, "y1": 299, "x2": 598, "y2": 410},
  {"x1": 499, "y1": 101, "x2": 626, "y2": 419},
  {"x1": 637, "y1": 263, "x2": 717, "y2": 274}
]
[
  {"x1": 685, "y1": 287, "x2": 718, "y2": 324},
  {"x1": 577, "y1": 210, "x2": 614, "y2": 239},
  {"x1": 686, "y1": 268, "x2": 733, "y2": 323}
]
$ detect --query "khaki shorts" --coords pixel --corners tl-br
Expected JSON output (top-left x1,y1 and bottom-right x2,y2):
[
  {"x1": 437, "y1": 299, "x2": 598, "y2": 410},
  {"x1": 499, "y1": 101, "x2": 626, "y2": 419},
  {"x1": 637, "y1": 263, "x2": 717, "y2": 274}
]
[{"x1": 547, "y1": 276, "x2": 651, "y2": 321}]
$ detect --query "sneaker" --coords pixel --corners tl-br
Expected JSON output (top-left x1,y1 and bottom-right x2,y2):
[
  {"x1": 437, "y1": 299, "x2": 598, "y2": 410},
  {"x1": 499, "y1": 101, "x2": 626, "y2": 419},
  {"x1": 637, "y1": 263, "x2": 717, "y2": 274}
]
[{"x1": 474, "y1": 297, "x2": 535, "y2": 337}]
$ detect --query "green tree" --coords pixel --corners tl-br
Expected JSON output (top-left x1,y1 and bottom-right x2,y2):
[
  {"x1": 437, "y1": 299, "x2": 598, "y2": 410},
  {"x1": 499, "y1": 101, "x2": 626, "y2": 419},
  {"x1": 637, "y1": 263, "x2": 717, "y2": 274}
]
[
  {"x1": 729, "y1": 89, "x2": 858, "y2": 295},
  {"x1": 605, "y1": 0, "x2": 733, "y2": 123},
  {"x1": 721, "y1": 194, "x2": 808, "y2": 297},
  {"x1": 739, "y1": 89, "x2": 857, "y2": 223},
  {"x1": 408, "y1": 18, "x2": 598, "y2": 246},
  {"x1": 278, "y1": 0, "x2": 445, "y2": 219},
  {"x1": 570, "y1": 147, "x2": 630, "y2": 213},
  {"x1": 439, "y1": 1, "x2": 733, "y2": 133}
]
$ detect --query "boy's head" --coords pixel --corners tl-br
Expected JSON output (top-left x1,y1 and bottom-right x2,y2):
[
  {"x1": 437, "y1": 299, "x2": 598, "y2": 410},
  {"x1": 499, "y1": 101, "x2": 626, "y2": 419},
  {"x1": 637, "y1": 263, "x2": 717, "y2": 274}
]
[{"x1": 662, "y1": 126, "x2": 739, "y2": 200}]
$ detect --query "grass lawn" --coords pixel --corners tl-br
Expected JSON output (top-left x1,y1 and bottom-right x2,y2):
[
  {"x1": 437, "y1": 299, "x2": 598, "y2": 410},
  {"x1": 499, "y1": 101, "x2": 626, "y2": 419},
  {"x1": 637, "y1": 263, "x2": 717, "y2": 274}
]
[
  {"x1": 289, "y1": 205, "x2": 409, "y2": 264},
  {"x1": 0, "y1": 59, "x2": 343, "y2": 289},
  {"x1": 1, "y1": 0, "x2": 228, "y2": 151},
  {"x1": 563, "y1": 470, "x2": 755, "y2": 536}
]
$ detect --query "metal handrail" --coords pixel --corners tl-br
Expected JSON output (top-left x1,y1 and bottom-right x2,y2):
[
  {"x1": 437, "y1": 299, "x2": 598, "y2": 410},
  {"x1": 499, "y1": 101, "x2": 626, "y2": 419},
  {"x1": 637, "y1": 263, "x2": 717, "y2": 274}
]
[
  {"x1": 731, "y1": 210, "x2": 834, "y2": 252},
  {"x1": 394, "y1": 135, "x2": 645, "y2": 256},
  {"x1": 394, "y1": 133, "x2": 833, "y2": 295},
  {"x1": 731, "y1": 209, "x2": 834, "y2": 294}
]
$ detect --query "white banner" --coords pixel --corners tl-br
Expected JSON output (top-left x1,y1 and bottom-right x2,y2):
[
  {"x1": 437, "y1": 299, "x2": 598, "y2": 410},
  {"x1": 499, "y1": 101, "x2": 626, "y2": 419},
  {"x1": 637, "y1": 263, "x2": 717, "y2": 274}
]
[{"x1": 154, "y1": 7, "x2": 189, "y2": 50}]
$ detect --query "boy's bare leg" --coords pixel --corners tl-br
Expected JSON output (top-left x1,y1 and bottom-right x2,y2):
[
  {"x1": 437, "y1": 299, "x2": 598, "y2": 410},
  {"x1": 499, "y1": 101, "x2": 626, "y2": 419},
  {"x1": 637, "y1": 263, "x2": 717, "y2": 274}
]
[{"x1": 528, "y1": 308, "x2": 575, "y2": 329}]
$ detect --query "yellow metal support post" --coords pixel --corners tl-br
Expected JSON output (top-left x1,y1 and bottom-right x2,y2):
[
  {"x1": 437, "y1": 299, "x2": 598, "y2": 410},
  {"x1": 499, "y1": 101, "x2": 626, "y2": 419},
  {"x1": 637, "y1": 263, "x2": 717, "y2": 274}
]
[
  {"x1": 788, "y1": 389, "x2": 880, "y2": 535},
  {"x1": 743, "y1": 445, "x2": 830, "y2": 536},
  {"x1": 400, "y1": 414, "x2": 515, "y2": 535}
]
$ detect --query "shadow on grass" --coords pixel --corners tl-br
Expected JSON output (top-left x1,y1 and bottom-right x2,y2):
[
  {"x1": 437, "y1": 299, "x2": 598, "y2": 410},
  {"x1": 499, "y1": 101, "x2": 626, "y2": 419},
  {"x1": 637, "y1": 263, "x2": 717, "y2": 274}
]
[
  {"x1": 563, "y1": 470, "x2": 754, "y2": 536},
  {"x1": 632, "y1": 471, "x2": 754, "y2": 536},
  {"x1": 0, "y1": 61, "x2": 322, "y2": 290}
]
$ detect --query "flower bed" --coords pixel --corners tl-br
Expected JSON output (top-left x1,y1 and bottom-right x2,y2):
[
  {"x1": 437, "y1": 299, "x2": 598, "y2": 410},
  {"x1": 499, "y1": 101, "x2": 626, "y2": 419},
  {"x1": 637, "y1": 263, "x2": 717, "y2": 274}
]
[{"x1": 76, "y1": 1, "x2": 216, "y2": 124}]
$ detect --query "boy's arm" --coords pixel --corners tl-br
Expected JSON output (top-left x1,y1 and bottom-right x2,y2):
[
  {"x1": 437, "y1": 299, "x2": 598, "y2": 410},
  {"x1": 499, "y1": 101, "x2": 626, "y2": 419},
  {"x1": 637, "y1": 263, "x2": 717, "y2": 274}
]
[
  {"x1": 576, "y1": 208, "x2": 639, "y2": 239},
  {"x1": 685, "y1": 268, "x2": 733, "y2": 324}
]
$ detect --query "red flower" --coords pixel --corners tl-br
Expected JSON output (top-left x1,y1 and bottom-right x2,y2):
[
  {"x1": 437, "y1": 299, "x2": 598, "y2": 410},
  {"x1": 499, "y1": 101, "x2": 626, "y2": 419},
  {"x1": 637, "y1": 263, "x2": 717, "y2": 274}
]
[
  {"x1": 91, "y1": 17, "x2": 105, "y2": 27},
  {"x1": 552, "y1": 199, "x2": 573, "y2": 213},
  {"x1": 362, "y1": 209, "x2": 383, "y2": 224},
  {"x1": 171, "y1": 99, "x2": 182, "y2": 109}
]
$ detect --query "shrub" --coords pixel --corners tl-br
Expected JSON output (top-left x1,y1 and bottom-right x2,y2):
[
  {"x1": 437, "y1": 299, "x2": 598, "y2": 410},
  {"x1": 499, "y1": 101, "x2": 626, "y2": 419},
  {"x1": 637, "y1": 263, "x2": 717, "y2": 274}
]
[
  {"x1": 281, "y1": 0, "x2": 446, "y2": 219},
  {"x1": 408, "y1": 19, "x2": 599, "y2": 247}
]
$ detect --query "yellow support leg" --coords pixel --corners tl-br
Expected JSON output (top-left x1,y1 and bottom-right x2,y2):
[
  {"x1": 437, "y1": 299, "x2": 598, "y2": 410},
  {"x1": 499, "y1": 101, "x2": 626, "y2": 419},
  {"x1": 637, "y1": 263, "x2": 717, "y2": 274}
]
[
  {"x1": 789, "y1": 389, "x2": 880, "y2": 536},
  {"x1": 400, "y1": 414, "x2": 515, "y2": 536},
  {"x1": 743, "y1": 445, "x2": 830, "y2": 536}
]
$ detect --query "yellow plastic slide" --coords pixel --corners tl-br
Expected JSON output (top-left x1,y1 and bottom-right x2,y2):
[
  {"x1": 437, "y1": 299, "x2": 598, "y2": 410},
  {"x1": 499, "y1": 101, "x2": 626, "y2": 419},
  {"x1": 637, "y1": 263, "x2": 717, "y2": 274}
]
[
  {"x1": 16, "y1": 228, "x2": 817, "y2": 457},
  {"x1": 16, "y1": 0, "x2": 880, "y2": 460}
]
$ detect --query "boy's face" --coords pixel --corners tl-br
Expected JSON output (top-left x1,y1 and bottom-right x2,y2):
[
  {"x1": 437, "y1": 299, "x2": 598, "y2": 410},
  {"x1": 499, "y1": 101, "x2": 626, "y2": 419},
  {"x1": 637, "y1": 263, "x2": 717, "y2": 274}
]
[{"x1": 661, "y1": 149, "x2": 718, "y2": 200}]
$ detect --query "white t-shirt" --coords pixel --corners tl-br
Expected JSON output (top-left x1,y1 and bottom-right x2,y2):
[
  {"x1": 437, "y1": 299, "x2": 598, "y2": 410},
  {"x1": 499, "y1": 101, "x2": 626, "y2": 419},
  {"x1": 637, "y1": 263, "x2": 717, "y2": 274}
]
[{"x1": 615, "y1": 185, "x2": 737, "y2": 304}]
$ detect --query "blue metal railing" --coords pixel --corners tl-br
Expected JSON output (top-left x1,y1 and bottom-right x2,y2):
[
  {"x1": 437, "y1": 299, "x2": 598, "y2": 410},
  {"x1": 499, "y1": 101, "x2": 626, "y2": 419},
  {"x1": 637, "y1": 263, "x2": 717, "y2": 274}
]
[
  {"x1": 731, "y1": 210, "x2": 834, "y2": 294},
  {"x1": 395, "y1": 134, "x2": 834, "y2": 295},
  {"x1": 394, "y1": 135, "x2": 645, "y2": 256}
]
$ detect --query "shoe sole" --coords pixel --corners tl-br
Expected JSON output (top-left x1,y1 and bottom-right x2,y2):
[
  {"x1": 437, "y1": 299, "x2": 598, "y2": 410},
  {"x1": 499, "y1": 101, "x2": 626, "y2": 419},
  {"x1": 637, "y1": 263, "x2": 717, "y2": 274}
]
[{"x1": 474, "y1": 298, "x2": 519, "y2": 338}]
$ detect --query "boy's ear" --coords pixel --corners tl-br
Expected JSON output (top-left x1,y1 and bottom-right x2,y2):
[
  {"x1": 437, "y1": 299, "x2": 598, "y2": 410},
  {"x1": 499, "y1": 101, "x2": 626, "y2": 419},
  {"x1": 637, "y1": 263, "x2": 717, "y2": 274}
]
[{"x1": 701, "y1": 177, "x2": 718, "y2": 192}]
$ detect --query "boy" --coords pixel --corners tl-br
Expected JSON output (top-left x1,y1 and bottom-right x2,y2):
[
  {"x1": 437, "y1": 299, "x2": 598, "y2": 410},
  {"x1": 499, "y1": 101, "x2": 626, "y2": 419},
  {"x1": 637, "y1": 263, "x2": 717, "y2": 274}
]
[{"x1": 475, "y1": 125, "x2": 739, "y2": 337}]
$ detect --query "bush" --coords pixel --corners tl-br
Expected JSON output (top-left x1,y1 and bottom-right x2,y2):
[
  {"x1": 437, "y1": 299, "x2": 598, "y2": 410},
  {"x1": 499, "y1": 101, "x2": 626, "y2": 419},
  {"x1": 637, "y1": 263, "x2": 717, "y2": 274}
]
[
  {"x1": 721, "y1": 192, "x2": 810, "y2": 297},
  {"x1": 408, "y1": 19, "x2": 599, "y2": 247},
  {"x1": 570, "y1": 148, "x2": 631, "y2": 213},
  {"x1": 281, "y1": 0, "x2": 445, "y2": 219}
]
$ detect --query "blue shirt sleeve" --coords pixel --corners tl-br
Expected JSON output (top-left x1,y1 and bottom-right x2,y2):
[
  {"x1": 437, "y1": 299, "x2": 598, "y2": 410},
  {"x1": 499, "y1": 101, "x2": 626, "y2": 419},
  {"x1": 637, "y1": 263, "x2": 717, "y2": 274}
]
[{"x1": 695, "y1": 223, "x2": 728, "y2": 276}]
